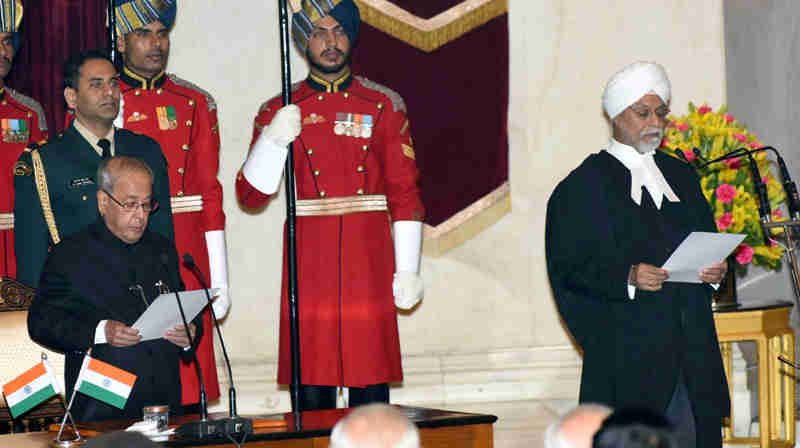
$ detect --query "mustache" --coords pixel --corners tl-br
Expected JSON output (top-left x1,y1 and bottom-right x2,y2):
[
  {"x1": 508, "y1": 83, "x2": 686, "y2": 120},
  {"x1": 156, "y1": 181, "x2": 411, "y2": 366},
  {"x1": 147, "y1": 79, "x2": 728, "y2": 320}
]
[
  {"x1": 321, "y1": 48, "x2": 345, "y2": 58},
  {"x1": 640, "y1": 126, "x2": 663, "y2": 138}
]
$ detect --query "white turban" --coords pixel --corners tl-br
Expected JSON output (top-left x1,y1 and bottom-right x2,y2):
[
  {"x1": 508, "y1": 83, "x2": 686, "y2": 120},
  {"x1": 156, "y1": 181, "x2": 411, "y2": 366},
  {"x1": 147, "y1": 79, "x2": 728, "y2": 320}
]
[{"x1": 602, "y1": 61, "x2": 671, "y2": 119}]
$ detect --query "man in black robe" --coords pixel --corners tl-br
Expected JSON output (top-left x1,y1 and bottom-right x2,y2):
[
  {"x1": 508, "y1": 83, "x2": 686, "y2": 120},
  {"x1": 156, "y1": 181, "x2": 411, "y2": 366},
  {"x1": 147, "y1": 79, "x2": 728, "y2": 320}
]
[
  {"x1": 545, "y1": 61, "x2": 730, "y2": 448},
  {"x1": 27, "y1": 156, "x2": 201, "y2": 422}
]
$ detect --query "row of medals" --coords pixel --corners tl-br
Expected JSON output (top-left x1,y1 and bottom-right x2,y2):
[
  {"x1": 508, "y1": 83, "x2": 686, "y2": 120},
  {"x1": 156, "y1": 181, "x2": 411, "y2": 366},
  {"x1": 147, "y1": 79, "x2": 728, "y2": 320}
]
[{"x1": 334, "y1": 120, "x2": 372, "y2": 139}]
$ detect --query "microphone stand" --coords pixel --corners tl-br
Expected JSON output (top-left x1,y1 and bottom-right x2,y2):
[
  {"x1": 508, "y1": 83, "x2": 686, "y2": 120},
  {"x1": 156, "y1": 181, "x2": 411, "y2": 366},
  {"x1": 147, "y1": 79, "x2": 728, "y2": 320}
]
[{"x1": 183, "y1": 254, "x2": 253, "y2": 437}]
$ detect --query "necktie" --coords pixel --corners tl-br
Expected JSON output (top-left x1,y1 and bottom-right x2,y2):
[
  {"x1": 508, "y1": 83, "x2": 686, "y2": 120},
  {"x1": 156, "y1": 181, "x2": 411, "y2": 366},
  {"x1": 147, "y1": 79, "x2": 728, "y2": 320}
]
[{"x1": 97, "y1": 138, "x2": 111, "y2": 159}]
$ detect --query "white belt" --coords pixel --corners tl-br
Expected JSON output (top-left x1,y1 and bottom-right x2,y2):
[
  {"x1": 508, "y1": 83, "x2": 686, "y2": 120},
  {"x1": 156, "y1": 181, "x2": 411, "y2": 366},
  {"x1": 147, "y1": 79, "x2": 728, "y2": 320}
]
[
  {"x1": 170, "y1": 195, "x2": 203, "y2": 214},
  {"x1": 0, "y1": 213, "x2": 12, "y2": 230},
  {"x1": 296, "y1": 195, "x2": 387, "y2": 217}
]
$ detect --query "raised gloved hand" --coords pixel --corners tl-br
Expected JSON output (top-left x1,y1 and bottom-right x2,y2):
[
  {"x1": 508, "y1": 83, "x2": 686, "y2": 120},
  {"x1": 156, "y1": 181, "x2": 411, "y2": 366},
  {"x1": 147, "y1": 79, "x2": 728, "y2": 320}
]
[
  {"x1": 242, "y1": 105, "x2": 301, "y2": 194},
  {"x1": 260, "y1": 104, "x2": 301, "y2": 148},
  {"x1": 206, "y1": 230, "x2": 231, "y2": 319},
  {"x1": 393, "y1": 271, "x2": 423, "y2": 310}
]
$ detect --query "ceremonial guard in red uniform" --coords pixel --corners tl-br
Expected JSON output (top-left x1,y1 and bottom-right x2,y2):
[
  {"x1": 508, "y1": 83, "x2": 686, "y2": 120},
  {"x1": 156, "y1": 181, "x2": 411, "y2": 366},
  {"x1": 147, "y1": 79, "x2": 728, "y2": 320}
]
[
  {"x1": 0, "y1": 0, "x2": 48, "y2": 280},
  {"x1": 111, "y1": 0, "x2": 226, "y2": 406},
  {"x1": 236, "y1": 0, "x2": 425, "y2": 410}
]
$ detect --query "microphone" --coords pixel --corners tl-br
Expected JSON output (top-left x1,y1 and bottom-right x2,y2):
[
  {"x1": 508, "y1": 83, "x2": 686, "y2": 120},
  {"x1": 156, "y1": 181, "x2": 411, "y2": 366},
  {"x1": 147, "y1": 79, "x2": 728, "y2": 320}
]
[
  {"x1": 673, "y1": 148, "x2": 691, "y2": 164},
  {"x1": 183, "y1": 253, "x2": 252, "y2": 437},
  {"x1": 159, "y1": 254, "x2": 214, "y2": 440},
  {"x1": 768, "y1": 147, "x2": 800, "y2": 219},
  {"x1": 692, "y1": 147, "x2": 708, "y2": 164}
]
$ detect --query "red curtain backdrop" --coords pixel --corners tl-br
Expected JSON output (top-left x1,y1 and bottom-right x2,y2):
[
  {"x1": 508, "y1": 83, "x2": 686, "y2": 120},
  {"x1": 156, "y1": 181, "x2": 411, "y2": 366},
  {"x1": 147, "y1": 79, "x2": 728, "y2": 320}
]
[
  {"x1": 350, "y1": 1, "x2": 509, "y2": 227},
  {"x1": 7, "y1": 0, "x2": 107, "y2": 138}
]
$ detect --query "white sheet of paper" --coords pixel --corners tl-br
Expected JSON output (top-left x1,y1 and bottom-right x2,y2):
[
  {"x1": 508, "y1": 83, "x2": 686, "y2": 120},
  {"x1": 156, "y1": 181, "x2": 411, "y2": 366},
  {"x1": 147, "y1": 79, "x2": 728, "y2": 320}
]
[
  {"x1": 661, "y1": 232, "x2": 746, "y2": 283},
  {"x1": 132, "y1": 289, "x2": 216, "y2": 341}
]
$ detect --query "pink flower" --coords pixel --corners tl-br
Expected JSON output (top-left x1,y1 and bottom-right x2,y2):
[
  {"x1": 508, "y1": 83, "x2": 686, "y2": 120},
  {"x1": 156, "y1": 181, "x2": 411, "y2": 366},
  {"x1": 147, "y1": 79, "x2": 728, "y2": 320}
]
[
  {"x1": 724, "y1": 114, "x2": 735, "y2": 123},
  {"x1": 677, "y1": 122, "x2": 689, "y2": 132},
  {"x1": 660, "y1": 137, "x2": 668, "y2": 148},
  {"x1": 667, "y1": 121, "x2": 676, "y2": 128},
  {"x1": 683, "y1": 149, "x2": 696, "y2": 162},
  {"x1": 773, "y1": 209, "x2": 783, "y2": 219},
  {"x1": 736, "y1": 244, "x2": 754, "y2": 265},
  {"x1": 716, "y1": 184, "x2": 737, "y2": 203},
  {"x1": 722, "y1": 157, "x2": 741, "y2": 169},
  {"x1": 762, "y1": 176, "x2": 769, "y2": 184},
  {"x1": 717, "y1": 213, "x2": 733, "y2": 231},
  {"x1": 733, "y1": 133, "x2": 748, "y2": 143},
  {"x1": 750, "y1": 141, "x2": 761, "y2": 149},
  {"x1": 698, "y1": 105, "x2": 712, "y2": 115}
]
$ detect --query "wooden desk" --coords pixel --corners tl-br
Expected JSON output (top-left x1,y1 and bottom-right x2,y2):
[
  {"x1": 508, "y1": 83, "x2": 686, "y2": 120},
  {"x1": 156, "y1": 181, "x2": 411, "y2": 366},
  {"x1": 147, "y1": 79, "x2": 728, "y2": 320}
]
[
  {"x1": 0, "y1": 406, "x2": 498, "y2": 448},
  {"x1": 714, "y1": 300, "x2": 794, "y2": 448}
]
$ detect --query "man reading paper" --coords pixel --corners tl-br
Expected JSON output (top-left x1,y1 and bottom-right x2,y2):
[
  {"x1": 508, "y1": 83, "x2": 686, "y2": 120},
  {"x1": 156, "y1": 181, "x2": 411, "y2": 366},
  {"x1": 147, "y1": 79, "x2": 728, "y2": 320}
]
[{"x1": 545, "y1": 61, "x2": 730, "y2": 448}]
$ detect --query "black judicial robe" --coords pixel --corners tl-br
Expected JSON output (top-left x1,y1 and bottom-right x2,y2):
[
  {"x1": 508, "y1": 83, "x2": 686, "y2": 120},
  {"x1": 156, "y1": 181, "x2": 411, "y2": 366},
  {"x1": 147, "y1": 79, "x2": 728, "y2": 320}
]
[
  {"x1": 27, "y1": 220, "x2": 201, "y2": 422},
  {"x1": 545, "y1": 150, "x2": 730, "y2": 419}
]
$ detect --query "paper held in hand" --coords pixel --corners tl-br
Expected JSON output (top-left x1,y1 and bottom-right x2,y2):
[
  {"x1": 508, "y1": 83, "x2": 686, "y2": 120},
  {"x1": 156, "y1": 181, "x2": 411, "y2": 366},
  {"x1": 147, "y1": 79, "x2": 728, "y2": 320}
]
[
  {"x1": 661, "y1": 232, "x2": 746, "y2": 283},
  {"x1": 132, "y1": 289, "x2": 217, "y2": 341}
]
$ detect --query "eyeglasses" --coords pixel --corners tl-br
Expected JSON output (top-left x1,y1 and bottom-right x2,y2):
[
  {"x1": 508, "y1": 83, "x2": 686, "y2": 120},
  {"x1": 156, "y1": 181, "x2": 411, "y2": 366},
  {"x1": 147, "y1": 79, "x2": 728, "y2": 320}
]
[
  {"x1": 102, "y1": 189, "x2": 159, "y2": 214},
  {"x1": 629, "y1": 104, "x2": 670, "y2": 120}
]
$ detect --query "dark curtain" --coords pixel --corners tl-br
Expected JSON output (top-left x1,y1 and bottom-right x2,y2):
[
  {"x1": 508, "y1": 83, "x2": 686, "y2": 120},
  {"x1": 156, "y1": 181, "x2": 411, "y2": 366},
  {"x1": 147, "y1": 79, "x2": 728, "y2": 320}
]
[
  {"x1": 7, "y1": 0, "x2": 107, "y2": 138},
  {"x1": 350, "y1": 3, "x2": 509, "y2": 226}
]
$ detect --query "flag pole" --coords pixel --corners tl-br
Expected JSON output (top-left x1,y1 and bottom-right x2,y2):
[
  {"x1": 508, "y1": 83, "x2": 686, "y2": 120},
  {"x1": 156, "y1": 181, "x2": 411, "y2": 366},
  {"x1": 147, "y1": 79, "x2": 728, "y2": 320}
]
[
  {"x1": 107, "y1": 0, "x2": 118, "y2": 64},
  {"x1": 277, "y1": 0, "x2": 302, "y2": 416}
]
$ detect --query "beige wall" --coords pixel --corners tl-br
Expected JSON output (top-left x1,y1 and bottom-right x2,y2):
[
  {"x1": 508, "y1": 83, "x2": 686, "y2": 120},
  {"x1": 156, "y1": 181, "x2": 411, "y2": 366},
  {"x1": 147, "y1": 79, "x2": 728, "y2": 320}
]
[{"x1": 165, "y1": 0, "x2": 727, "y2": 413}]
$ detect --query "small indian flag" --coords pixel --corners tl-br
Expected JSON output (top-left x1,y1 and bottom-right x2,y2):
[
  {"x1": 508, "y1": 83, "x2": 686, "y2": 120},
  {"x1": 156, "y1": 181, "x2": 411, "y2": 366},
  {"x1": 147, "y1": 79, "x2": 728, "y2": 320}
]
[
  {"x1": 75, "y1": 356, "x2": 136, "y2": 409},
  {"x1": 2, "y1": 361, "x2": 59, "y2": 418}
]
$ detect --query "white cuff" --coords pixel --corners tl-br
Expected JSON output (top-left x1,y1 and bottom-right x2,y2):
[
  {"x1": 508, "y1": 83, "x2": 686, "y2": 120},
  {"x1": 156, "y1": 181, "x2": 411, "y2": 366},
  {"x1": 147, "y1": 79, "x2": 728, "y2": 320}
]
[
  {"x1": 95, "y1": 320, "x2": 108, "y2": 344},
  {"x1": 205, "y1": 230, "x2": 231, "y2": 318},
  {"x1": 710, "y1": 283, "x2": 720, "y2": 290},
  {"x1": 242, "y1": 134, "x2": 289, "y2": 195},
  {"x1": 392, "y1": 221, "x2": 422, "y2": 274},
  {"x1": 627, "y1": 284, "x2": 636, "y2": 300}
]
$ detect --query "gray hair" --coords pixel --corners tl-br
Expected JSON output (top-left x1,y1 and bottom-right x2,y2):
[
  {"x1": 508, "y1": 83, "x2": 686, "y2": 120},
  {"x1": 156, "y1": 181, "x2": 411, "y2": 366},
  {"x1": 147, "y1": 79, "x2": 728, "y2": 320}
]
[
  {"x1": 330, "y1": 404, "x2": 420, "y2": 448},
  {"x1": 97, "y1": 155, "x2": 153, "y2": 193},
  {"x1": 547, "y1": 403, "x2": 614, "y2": 448}
]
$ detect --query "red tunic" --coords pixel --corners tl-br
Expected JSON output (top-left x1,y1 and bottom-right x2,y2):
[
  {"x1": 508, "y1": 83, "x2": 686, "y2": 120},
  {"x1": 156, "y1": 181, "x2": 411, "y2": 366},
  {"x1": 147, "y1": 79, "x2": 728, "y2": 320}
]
[
  {"x1": 1, "y1": 88, "x2": 48, "y2": 279},
  {"x1": 117, "y1": 68, "x2": 223, "y2": 403},
  {"x1": 236, "y1": 73, "x2": 424, "y2": 387}
]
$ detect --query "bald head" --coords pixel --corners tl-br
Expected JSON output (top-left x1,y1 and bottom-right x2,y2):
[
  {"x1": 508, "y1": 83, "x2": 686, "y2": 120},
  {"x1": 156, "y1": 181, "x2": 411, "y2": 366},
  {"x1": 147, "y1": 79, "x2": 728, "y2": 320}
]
[
  {"x1": 546, "y1": 404, "x2": 613, "y2": 448},
  {"x1": 330, "y1": 404, "x2": 420, "y2": 448}
]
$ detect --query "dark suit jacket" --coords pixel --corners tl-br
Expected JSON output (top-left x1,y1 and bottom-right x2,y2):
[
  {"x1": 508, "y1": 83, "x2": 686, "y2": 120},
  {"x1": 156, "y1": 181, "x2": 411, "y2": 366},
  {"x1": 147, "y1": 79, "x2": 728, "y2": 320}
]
[
  {"x1": 545, "y1": 150, "x2": 730, "y2": 419},
  {"x1": 27, "y1": 219, "x2": 201, "y2": 422},
  {"x1": 13, "y1": 123, "x2": 174, "y2": 287}
]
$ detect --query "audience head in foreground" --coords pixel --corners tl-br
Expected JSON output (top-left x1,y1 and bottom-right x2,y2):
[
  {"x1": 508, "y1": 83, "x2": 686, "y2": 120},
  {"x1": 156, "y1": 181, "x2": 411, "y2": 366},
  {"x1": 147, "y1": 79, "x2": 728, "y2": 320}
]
[
  {"x1": 592, "y1": 408, "x2": 676, "y2": 448},
  {"x1": 330, "y1": 404, "x2": 420, "y2": 448},
  {"x1": 545, "y1": 403, "x2": 613, "y2": 448}
]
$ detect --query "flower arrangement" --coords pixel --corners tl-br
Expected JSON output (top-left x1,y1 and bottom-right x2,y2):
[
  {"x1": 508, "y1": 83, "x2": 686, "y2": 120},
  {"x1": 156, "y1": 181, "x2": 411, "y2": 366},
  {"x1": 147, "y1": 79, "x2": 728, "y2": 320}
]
[{"x1": 659, "y1": 103, "x2": 786, "y2": 270}]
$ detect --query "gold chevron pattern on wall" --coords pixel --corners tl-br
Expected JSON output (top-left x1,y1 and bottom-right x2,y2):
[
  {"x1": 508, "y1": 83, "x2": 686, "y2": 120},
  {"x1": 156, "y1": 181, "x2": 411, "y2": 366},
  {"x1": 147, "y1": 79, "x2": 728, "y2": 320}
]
[{"x1": 290, "y1": 0, "x2": 508, "y2": 52}]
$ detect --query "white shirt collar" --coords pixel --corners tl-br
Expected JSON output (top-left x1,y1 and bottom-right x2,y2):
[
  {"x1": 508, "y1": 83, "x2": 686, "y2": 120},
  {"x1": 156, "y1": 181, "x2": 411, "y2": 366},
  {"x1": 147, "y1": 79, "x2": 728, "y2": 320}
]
[{"x1": 606, "y1": 139, "x2": 679, "y2": 209}]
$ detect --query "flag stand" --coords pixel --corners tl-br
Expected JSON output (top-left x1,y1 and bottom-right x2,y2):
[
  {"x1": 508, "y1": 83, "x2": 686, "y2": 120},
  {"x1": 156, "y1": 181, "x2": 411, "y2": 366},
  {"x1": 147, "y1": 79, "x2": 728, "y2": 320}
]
[{"x1": 54, "y1": 351, "x2": 84, "y2": 446}]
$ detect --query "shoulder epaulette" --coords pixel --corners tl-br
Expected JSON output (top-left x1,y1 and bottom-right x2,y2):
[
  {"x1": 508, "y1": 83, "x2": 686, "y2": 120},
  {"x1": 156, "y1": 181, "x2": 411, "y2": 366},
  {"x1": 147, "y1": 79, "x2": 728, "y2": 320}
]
[
  {"x1": 7, "y1": 88, "x2": 48, "y2": 132},
  {"x1": 354, "y1": 76, "x2": 406, "y2": 113},
  {"x1": 167, "y1": 73, "x2": 217, "y2": 112}
]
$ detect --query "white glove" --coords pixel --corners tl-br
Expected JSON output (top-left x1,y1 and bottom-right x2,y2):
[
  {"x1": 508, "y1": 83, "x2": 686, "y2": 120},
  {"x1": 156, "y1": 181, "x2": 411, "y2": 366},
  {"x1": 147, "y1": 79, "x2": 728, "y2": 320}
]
[
  {"x1": 261, "y1": 104, "x2": 301, "y2": 148},
  {"x1": 392, "y1": 221, "x2": 423, "y2": 309},
  {"x1": 241, "y1": 105, "x2": 301, "y2": 195},
  {"x1": 393, "y1": 271, "x2": 423, "y2": 310},
  {"x1": 205, "y1": 230, "x2": 231, "y2": 318}
]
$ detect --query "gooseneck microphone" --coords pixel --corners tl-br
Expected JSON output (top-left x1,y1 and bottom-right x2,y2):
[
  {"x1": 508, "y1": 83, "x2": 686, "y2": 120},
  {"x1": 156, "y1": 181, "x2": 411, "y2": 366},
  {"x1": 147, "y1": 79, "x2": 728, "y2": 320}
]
[
  {"x1": 183, "y1": 253, "x2": 253, "y2": 437},
  {"x1": 159, "y1": 254, "x2": 212, "y2": 440}
]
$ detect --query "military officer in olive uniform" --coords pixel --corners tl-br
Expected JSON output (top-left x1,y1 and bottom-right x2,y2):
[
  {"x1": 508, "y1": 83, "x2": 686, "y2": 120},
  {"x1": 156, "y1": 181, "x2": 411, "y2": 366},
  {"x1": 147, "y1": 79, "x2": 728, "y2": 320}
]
[
  {"x1": 0, "y1": 0, "x2": 48, "y2": 280},
  {"x1": 14, "y1": 49, "x2": 173, "y2": 288}
]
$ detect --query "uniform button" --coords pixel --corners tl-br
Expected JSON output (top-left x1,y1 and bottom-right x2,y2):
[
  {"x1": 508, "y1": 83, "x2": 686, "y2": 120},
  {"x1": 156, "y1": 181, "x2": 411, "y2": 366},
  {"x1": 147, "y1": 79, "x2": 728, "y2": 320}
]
[
  {"x1": 133, "y1": 111, "x2": 140, "y2": 117},
  {"x1": 157, "y1": 88, "x2": 163, "y2": 94},
  {"x1": 186, "y1": 120, "x2": 192, "y2": 126},
  {"x1": 182, "y1": 144, "x2": 190, "y2": 151},
  {"x1": 356, "y1": 188, "x2": 364, "y2": 195},
  {"x1": 313, "y1": 170, "x2": 320, "y2": 176},
  {"x1": 178, "y1": 167, "x2": 185, "y2": 174},
  {"x1": 317, "y1": 95, "x2": 324, "y2": 101},
  {"x1": 1, "y1": 100, "x2": 6, "y2": 105},
  {"x1": 356, "y1": 165, "x2": 364, "y2": 172},
  {"x1": 377, "y1": 103, "x2": 384, "y2": 110},
  {"x1": 189, "y1": 100, "x2": 195, "y2": 106},
  {"x1": 27, "y1": 112, "x2": 32, "y2": 118},
  {"x1": 81, "y1": 195, "x2": 87, "y2": 201},
  {"x1": 361, "y1": 145, "x2": 368, "y2": 152},
  {"x1": 135, "y1": 90, "x2": 141, "y2": 96},
  {"x1": 343, "y1": 92, "x2": 349, "y2": 99},
  {"x1": 319, "y1": 191, "x2": 326, "y2": 197},
  {"x1": 177, "y1": 191, "x2": 184, "y2": 197},
  {"x1": 307, "y1": 148, "x2": 313, "y2": 155}
]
